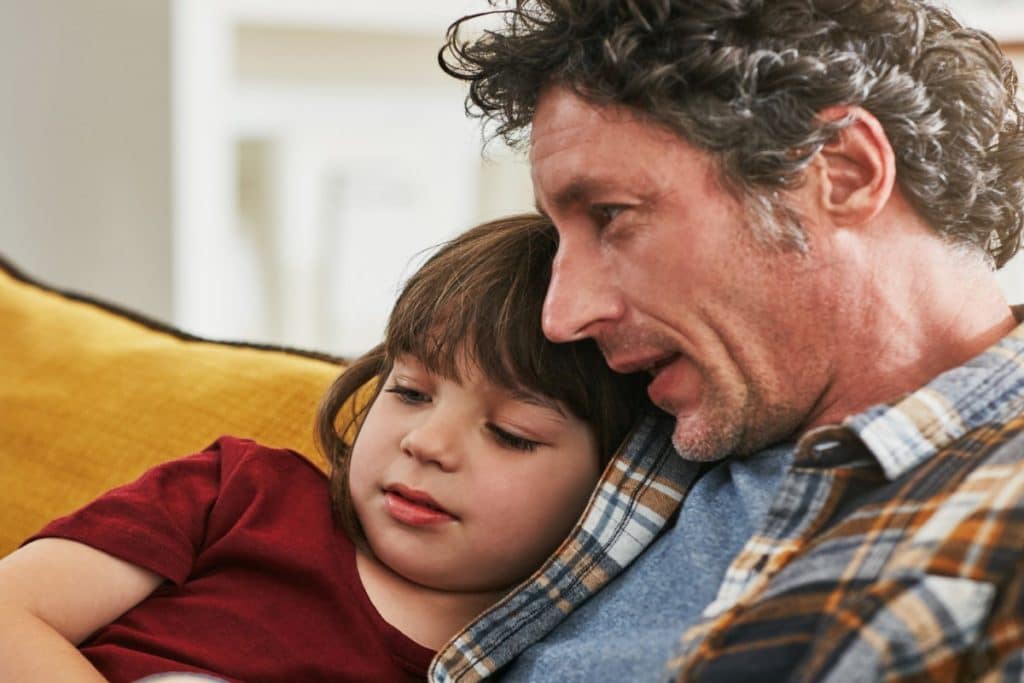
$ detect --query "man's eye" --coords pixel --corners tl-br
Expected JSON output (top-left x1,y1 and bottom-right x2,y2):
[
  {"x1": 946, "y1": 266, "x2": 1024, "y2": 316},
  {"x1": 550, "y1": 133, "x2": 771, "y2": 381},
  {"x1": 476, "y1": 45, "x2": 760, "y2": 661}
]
[
  {"x1": 591, "y1": 204, "x2": 625, "y2": 227},
  {"x1": 384, "y1": 385, "x2": 430, "y2": 405},
  {"x1": 488, "y1": 424, "x2": 540, "y2": 452}
]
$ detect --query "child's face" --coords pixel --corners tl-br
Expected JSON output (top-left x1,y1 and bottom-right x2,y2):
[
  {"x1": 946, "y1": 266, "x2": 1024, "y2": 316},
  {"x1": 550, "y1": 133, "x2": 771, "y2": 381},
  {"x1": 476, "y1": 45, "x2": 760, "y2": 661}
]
[{"x1": 348, "y1": 354, "x2": 601, "y2": 593}]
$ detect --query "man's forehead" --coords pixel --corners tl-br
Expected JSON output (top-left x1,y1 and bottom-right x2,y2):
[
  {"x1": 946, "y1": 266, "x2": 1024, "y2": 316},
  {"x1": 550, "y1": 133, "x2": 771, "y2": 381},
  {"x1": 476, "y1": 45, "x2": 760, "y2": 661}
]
[
  {"x1": 529, "y1": 88, "x2": 689, "y2": 172},
  {"x1": 530, "y1": 96, "x2": 690, "y2": 210},
  {"x1": 529, "y1": 93, "x2": 633, "y2": 192},
  {"x1": 529, "y1": 87, "x2": 637, "y2": 145}
]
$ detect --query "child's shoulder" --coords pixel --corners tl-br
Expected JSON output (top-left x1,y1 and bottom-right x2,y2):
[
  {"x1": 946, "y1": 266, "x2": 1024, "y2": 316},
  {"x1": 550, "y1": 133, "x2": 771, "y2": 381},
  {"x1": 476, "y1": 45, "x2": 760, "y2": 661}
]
[{"x1": 199, "y1": 435, "x2": 326, "y2": 481}]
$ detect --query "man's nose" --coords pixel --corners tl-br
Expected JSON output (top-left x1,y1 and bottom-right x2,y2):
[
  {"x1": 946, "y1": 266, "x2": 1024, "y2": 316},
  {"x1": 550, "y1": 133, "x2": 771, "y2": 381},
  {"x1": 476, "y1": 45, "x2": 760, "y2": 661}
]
[{"x1": 542, "y1": 240, "x2": 623, "y2": 343}]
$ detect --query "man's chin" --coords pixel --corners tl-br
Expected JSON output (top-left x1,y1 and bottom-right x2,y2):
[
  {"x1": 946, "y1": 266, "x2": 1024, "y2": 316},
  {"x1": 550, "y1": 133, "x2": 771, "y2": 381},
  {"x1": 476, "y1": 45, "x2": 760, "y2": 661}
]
[{"x1": 669, "y1": 412, "x2": 738, "y2": 462}]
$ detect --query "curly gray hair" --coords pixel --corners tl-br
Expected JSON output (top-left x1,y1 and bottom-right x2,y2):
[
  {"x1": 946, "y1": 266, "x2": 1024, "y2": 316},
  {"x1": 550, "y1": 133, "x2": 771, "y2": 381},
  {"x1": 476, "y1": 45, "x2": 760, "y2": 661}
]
[{"x1": 441, "y1": 0, "x2": 1024, "y2": 264}]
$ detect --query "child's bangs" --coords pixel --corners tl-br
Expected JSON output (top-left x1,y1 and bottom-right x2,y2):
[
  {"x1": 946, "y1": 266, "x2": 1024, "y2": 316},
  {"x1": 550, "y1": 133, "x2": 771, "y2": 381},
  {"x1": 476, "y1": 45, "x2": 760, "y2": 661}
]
[
  {"x1": 384, "y1": 295, "x2": 558, "y2": 402},
  {"x1": 381, "y1": 216, "x2": 586, "y2": 407}
]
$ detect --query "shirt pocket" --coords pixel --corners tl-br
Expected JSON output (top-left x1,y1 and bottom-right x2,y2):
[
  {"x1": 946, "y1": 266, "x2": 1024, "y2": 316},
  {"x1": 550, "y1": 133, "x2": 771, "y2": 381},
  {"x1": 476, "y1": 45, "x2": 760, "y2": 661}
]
[{"x1": 813, "y1": 573, "x2": 995, "y2": 683}]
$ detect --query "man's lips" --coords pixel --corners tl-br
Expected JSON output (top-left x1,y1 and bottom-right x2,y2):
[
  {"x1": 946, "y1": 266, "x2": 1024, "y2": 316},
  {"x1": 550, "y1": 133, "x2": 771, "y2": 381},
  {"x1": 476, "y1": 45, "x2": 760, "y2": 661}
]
[
  {"x1": 604, "y1": 351, "x2": 690, "y2": 410},
  {"x1": 382, "y1": 484, "x2": 457, "y2": 526},
  {"x1": 605, "y1": 351, "x2": 680, "y2": 376}
]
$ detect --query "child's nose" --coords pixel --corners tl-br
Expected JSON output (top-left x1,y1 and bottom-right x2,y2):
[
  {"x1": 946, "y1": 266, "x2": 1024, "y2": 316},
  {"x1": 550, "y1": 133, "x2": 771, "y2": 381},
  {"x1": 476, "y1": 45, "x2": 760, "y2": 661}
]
[{"x1": 399, "y1": 411, "x2": 461, "y2": 471}]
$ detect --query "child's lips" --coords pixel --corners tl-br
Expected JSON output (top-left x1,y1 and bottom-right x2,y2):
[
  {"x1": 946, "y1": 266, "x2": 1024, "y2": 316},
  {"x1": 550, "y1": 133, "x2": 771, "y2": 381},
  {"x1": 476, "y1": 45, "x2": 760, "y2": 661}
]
[{"x1": 382, "y1": 484, "x2": 457, "y2": 526}]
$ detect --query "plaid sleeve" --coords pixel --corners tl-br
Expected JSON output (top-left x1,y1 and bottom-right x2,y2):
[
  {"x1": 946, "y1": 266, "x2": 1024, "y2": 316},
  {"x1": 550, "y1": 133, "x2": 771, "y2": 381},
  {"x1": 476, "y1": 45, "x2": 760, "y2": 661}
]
[
  {"x1": 977, "y1": 651, "x2": 1024, "y2": 682},
  {"x1": 973, "y1": 548, "x2": 1024, "y2": 682}
]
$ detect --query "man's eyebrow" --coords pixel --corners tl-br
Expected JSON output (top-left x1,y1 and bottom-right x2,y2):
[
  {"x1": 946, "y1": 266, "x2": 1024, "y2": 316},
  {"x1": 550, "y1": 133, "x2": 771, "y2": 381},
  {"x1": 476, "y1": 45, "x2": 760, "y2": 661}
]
[{"x1": 537, "y1": 177, "x2": 616, "y2": 215}]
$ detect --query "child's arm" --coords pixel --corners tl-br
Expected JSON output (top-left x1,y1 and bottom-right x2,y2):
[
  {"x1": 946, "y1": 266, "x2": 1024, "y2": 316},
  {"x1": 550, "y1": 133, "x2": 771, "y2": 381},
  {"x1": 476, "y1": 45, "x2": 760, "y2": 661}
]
[{"x1": 0, "y1": 537, "x2": 164, "y2": 682}]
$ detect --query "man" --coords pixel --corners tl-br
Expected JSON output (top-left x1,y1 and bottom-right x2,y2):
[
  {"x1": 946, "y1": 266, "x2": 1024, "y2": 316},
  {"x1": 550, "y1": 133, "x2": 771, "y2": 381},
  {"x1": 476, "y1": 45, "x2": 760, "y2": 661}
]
[{"x1": 429, "y1": 1, "x2": 1024, "y2": 681}]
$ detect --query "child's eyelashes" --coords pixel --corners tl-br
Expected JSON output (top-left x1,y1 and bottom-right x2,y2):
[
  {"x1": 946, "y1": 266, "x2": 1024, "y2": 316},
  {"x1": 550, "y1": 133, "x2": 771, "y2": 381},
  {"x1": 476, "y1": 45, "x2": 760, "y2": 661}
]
[
  {"x1": 384, "y1": 379, "x2": 545, "y2": 452},
  {"x1": 384, "y1": 384, "x2": 430, "y2": 405},
  {"x1": 487, "y1": 424, "x2": 541, "y2": 452}
]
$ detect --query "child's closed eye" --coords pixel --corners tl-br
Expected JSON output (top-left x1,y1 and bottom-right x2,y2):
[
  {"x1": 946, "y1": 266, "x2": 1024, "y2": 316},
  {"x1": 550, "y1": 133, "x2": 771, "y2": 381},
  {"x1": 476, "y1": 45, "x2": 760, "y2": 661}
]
[{"x1": 487, "y1": 424, "x2": 541, "y2": 452}]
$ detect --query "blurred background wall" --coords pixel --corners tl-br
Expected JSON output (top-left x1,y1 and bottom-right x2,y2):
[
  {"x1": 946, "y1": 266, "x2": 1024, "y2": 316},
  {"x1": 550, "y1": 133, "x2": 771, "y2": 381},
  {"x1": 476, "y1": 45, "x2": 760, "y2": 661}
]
[
  {"x1": 1, "y1": 0, "x2": 1022, "y2": 358},
  {"x1": 1, "y1": 1, "x2": 174, "y2": 322},
  {"x1": 1, "y1": 0, "x2": 533, "y2": 357}
]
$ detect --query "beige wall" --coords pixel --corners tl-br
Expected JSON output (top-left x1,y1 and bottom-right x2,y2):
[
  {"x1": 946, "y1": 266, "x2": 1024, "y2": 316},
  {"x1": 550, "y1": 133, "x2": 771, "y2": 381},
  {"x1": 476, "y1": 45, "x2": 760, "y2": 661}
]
[
  {"x1": 233, "y1": 23, "x2": 534, "y2": 227},
  {"x1": 0, "y1": 0, "x2": 173, "y2": 319}
]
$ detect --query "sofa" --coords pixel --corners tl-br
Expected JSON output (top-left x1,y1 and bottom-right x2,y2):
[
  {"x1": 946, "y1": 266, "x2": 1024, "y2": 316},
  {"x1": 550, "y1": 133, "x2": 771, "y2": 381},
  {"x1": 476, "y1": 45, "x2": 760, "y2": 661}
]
[{"x1": 0, "y1": 255, "x2": 346, "y2": 557}]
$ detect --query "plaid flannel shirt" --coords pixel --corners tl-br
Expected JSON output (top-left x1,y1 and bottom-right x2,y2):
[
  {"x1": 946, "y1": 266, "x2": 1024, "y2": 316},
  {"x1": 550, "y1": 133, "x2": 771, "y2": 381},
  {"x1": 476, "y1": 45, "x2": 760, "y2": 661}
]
[{"x1": 430, "y1": 321, "x2": 1024, "y2": 682}]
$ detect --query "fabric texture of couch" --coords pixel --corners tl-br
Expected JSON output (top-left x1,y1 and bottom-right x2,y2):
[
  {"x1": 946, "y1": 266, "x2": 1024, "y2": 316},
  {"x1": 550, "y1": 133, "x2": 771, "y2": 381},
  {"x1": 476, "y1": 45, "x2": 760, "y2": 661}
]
[{"x1": 0, "y1": 255, "x2": 346, "y2": 556}]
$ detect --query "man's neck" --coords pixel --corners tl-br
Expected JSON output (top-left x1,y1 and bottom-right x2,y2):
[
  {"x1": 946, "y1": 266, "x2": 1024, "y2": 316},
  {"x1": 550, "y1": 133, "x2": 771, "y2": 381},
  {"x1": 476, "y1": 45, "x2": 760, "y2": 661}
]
[{"x1": 801, "y1": 240, "x2": 1016, "y2": 433}]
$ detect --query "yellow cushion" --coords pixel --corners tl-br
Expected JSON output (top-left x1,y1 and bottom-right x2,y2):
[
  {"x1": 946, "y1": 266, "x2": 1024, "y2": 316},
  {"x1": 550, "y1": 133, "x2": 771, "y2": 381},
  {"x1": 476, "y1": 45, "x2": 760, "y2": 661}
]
[{"x1": 0, "y1": 257, "x2": 344, "y2": 556}]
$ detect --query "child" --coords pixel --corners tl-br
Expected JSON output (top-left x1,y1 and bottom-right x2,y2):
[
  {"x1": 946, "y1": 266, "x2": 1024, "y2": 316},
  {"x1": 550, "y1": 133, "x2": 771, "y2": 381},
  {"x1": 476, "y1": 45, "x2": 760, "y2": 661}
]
[{"x1": 0, "y1": 215, "x2": 649, "y2": 682}]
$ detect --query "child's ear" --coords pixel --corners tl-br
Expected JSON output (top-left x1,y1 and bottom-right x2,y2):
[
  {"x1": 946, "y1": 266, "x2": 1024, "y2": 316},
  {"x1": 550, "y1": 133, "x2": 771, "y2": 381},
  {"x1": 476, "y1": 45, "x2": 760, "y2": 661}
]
[{"x1": 810, "y1": 105, "x2": 896, "y2": 227}]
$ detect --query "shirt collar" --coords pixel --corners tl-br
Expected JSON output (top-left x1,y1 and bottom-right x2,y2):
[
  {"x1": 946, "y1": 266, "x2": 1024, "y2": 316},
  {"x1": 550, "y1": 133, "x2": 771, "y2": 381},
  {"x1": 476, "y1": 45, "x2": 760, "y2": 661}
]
[{"x1": 840, "y1": 318, "x2": 1024, "y2": 480}]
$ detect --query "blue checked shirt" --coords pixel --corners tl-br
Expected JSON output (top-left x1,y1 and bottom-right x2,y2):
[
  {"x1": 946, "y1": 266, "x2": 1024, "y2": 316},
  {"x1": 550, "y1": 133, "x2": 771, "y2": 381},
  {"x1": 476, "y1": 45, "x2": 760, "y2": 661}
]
[{"x1": 430, "y1": 321, "x2": 1024, "y2": 682}]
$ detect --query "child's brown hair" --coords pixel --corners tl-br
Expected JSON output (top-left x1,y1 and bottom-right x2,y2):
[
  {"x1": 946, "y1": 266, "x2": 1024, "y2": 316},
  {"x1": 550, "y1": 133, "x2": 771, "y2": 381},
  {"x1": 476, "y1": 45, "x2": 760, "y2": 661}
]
[{"x1": 315, "y1": 214, "x2": 650, "y2": 544}]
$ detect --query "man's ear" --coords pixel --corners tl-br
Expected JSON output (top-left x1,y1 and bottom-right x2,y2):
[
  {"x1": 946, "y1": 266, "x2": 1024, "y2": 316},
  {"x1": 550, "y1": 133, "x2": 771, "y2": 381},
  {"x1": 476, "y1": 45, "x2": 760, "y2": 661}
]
[{"x1": 811, "y1": 105, "x2": 895, "y2": 226}]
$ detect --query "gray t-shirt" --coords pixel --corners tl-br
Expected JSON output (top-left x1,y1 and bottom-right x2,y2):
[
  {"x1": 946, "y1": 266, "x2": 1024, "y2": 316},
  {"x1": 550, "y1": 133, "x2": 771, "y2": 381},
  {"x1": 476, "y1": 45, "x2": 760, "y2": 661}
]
[{"x1": 499, "y1": 443, "x2": 794, "y2": 682}]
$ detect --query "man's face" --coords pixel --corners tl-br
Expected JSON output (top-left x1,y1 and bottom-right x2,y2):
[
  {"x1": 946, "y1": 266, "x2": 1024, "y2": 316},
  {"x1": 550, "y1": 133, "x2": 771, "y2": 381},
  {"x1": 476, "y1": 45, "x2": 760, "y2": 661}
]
[{"x1": 530, "y1": 87, "x2": 837, "y2": 460}]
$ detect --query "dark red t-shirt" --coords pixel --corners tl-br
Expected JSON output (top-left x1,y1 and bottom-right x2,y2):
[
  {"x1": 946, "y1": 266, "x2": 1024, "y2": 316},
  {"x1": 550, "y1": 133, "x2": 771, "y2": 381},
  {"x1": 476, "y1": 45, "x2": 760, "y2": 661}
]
[{"x1": 28, "y1": 437, "x2": 434, "y2": 682}]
